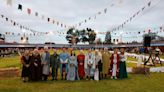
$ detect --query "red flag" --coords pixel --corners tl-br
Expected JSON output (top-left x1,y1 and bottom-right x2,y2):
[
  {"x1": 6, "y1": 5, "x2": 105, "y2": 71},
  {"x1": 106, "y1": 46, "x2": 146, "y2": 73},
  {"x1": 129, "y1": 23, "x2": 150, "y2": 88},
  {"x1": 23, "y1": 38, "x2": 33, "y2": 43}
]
[{"x1": 27, "y1": 8, "x2": 31, "y2": 15}]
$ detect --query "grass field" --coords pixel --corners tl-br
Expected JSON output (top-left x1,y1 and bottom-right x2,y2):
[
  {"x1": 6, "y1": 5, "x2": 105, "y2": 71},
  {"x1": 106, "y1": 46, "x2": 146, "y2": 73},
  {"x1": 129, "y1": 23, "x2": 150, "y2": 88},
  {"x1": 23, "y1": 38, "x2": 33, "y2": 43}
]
[
  {"x1": 0, "y1": 55, "x2": 137, "y2": 68},
  {"x1": 0, "y1": 51, "x2": 164, "y2": 92},
  {"x1": 0, "y1": 73, "x2": 164, "y2": 92}
]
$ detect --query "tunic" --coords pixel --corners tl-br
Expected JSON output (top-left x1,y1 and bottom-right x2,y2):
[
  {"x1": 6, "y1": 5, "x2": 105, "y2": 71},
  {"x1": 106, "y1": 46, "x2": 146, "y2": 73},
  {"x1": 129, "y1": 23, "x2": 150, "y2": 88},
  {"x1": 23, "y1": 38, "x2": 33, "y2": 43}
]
[
  {"x1": 59, "y1": 52, "x2": 69, "y2": 74},
  {"x1": 119, "y1": 53, "x2": 128, "y2": 79},
  {"x1": 77, "y1": 54, "x2": 85, "y2": 78},
  {"x1": 67, "y1": 56, "x2": 79, "y2": 81},
  {"x1": 29, "y1": 54, "x2": 42, "y2": 81},
  {"x1": 85, "y1": 53, "x2": 95, "y2": 77},
  {"x1": 21, "y1": 56, "x2": 30, "y2": 77},
  {"x1": 110, "y1": 54, "x2": 120, "y2": 77},
  {"x1": 102, "y1": 51, "x2": 111, "y2": 74},
  {"x1": 41, "y1": 51, "x2": 50, "y2": 75}
]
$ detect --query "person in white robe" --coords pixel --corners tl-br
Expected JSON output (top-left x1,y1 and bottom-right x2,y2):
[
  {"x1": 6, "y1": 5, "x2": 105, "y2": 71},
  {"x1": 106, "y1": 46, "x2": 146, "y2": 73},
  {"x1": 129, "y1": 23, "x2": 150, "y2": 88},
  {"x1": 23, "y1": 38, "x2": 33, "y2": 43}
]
[{"x1": 85, "y1": 49, "x2": 96, "y2": 80}]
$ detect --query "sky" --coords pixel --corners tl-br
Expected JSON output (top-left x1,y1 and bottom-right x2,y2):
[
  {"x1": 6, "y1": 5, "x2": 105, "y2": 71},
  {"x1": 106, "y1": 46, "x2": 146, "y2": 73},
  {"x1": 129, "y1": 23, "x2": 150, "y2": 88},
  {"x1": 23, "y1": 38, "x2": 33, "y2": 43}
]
[{"x1": 0, "y1": 0, "x2": 164, "y2": 44}]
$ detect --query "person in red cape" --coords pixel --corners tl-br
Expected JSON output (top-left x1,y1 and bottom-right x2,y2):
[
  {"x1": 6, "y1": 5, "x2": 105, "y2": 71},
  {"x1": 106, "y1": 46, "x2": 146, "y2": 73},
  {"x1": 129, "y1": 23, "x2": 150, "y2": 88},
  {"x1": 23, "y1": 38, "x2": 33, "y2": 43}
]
[
  {"x1": 109, "y1": 48, "x2": 120, "y2": 79},
  {"x1": 77, "y1": 50, "x2": 85, "y2": 79}
]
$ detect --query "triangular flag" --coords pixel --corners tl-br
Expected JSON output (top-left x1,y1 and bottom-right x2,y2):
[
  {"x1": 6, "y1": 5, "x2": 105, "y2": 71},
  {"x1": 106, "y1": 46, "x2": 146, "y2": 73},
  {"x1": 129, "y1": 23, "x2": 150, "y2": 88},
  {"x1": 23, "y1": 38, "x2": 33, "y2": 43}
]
[
  {"x1": 52, "y1": 20, "x2": 55, "y2": 24},
  {"x1": 35, "y1": 12, "x2": 38, "y2": 16},
  {"x1": 137, "y1": 10, "x2": 140, "y2": 15},
  {"x1": 1, "y1": 15, "x2": 4, "y2": 18},
  {"x1": 84, "y1": 19, "x2": 87, "y2": 23},
  {"x1": 27, "y1": 8, "x2": 31, "y2": 15},
  {"x1": 160, "y1": 26, "x2": 162, "y2": 30},
  {"x1": 42, "y1": 15, "x2": 45, "y2": 20},
  {"x1": 104, "y1": 8, "x2": 107, "y2": 13},
  {"x1": 57, "y1": 22, "x2": 59, "y2": 25},
  {"x1": 110, "y1": 4, "x2": 114, "y2": 7},
  {"x1": 18, "y1": 4, "x2": 22, "y2": 10},
  {"x1": 47, "y1": 18, "x2": 50, "y2": 22},
  {"x1": 148, "y1": 1, "x2": 151, "y2": 7},
  {"x1": 142, "y1": 7, "x2": 145, "y2": 11},
  {"x1": 6, "y1": 17, "x2": 8, "y2": 21},
  {"x1": 94, "y1": 15, "x2": 96, "y2": 19},
  {"x1": 13, "y1": 22, "x2": 16, "y2": 26},
  {"x1": 6, "y1": 0, "x2": 12, "y2": 6},
  {"x1": 98, "y1": 11, "x2": 101, "y2": 15}
]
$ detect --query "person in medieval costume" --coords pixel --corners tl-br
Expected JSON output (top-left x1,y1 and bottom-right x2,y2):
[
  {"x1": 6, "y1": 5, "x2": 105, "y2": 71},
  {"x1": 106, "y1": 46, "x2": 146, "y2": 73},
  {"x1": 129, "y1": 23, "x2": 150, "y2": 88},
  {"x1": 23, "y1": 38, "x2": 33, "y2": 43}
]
[
  {"x1": 21, "y1": 50, "x2": 30, "y2": 82},
  {"x1": 102, "y1": 47, "x2": 111, "y2": 79},
  {"x1": 110, "y1": 48, "x2": 120, "y2": 79},
  {"x1": 77, "y1": 50, "x2": 85, "y2": 79},
  {"x1": 50, "y1": 49, "x2": 60, "y2": 81},
  {"x1": 119, "y1": 48, "x2": 128, "y2": 79},
  {"x1": 59, "y1": 48, "x2": 69, "y2": 80},
  {"x1": 85, "y1": 49, "x2": 95, "y2": 80},
  {"x1": 29, "y1": 49, "x2": 42, "y2": 81},
  {"x1": 67, "y1": 51, "x2": 79, "y2": 81},
  {"x1": 94, "y1": 49, "x2": 102, "y2": 81},
  {"x1": 41, "y1": 46, "x2": 50, "y2": 81}
]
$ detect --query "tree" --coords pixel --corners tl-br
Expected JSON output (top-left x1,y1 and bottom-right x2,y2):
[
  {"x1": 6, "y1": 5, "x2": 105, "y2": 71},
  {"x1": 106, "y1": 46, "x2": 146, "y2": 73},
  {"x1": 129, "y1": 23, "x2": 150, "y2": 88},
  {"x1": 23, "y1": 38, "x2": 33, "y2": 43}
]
[
  {"x1": 66, "y1": 28, "x2": 80, "y2": 44},
  {"x1": 143, "y1": 32, "x2": 164, "y2": 42},
  {"x1": 105, "y1": 31, "x2": 111, "y2": 44},
  {"x1": 66, "y1": 28, "x2": 97, "y2": 44},
  {"x1": 86, "y1": 28, "x2": 96, "y2": 44}
]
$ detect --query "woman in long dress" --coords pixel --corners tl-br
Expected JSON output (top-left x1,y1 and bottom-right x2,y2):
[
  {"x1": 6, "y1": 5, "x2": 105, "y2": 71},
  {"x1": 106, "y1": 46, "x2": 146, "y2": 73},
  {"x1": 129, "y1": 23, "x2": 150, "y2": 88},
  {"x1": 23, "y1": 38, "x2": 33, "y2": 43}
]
[
  {"x1": 110, "y1": 48, "x2": 120, "y2": 79},
  {"x1": 21, "y1": 50, "x2": 30, "y2": 82},
  {"x1": 67, "y1": 51, "x2": 79, "y2": 81},
  {"x1": 119, "y1": 48, "x2": 128, "y2": 79}
]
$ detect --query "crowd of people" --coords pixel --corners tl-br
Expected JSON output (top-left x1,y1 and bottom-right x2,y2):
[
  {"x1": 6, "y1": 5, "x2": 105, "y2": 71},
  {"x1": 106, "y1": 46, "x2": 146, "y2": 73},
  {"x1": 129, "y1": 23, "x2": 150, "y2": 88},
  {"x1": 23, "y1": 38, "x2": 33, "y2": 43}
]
[{"x1": 20, "y1": 46, "x2": 128, "y2": 82}]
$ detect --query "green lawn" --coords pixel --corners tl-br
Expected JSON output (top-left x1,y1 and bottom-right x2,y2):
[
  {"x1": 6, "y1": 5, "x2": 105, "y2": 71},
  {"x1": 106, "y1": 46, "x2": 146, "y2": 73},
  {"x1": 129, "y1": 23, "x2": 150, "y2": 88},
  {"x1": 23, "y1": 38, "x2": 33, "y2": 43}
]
[
  {"x1": 0, "y1": 73, "x2": 164, "y2": 92},
  {"x1": 0, "y1": 56, "x2": 21, "y2": 69},
  {"x1": 0, "y1": 56, "x2": 137, "y2": 69}
]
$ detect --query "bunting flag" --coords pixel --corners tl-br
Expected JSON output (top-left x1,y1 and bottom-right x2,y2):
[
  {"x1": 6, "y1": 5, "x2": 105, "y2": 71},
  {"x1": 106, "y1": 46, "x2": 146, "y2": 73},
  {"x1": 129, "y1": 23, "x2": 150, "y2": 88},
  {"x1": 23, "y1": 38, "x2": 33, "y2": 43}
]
[
  {"x1": 5, "y1": 17, "x2": 8, "y2": 21},
  {"x1": 104, "y1": 8, "x2": 107, "y2": 13},
  {"x1": 15, "y1": 4, "x2": 70, "y2": 29},
  {"x1": 1, "y1": 15, "x2": 4, "y2": 18},
  {"x1": 148, "y1": 1, "x2": 151, "y2": 7},
  {"x1": 0, "y1": 14, "x2": 49, "y2": 36},
  {"x1": 27, "y1": 8, "x2": 31, "y2": 15},
  {"x1": 18, "y1": 4, "x2": 22, "y2": 10},
  {"x1": 35, "y1": 12, "x2": 38, "y2": 16},
  {"x1": 110, "y1": 1, "x2": 154, "y2": 33},
  {"x1": 42, "y1": 15, "x2": 45, "y2": 20},
  {"x1": 6, "y1": 0, "x2": 12, "y2": 6},
  {"x1": 52, "y1": 20, "x2": 55, "y2": 24},
  {"x1": 142, "y1": 6, "x2": 145, "y2": 11},
  {"x1": 47, "y1": 18, "x2": 50, "y2": 22}
]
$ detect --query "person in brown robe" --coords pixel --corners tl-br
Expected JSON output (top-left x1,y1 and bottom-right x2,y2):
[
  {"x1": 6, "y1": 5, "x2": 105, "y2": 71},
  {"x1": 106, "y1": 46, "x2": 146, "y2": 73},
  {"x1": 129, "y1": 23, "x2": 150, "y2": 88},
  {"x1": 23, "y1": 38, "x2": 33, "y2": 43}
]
[{"x1": 29, "y1": 49, "x2": 42, "y2": 81}]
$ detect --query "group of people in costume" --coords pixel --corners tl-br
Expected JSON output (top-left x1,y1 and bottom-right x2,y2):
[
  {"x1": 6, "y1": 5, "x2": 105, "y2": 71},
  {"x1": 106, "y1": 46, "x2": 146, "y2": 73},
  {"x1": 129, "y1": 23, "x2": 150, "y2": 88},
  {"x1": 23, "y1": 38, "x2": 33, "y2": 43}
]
[{"x1": 21, "y1": 46, "x2": 128, "y2": 82}]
